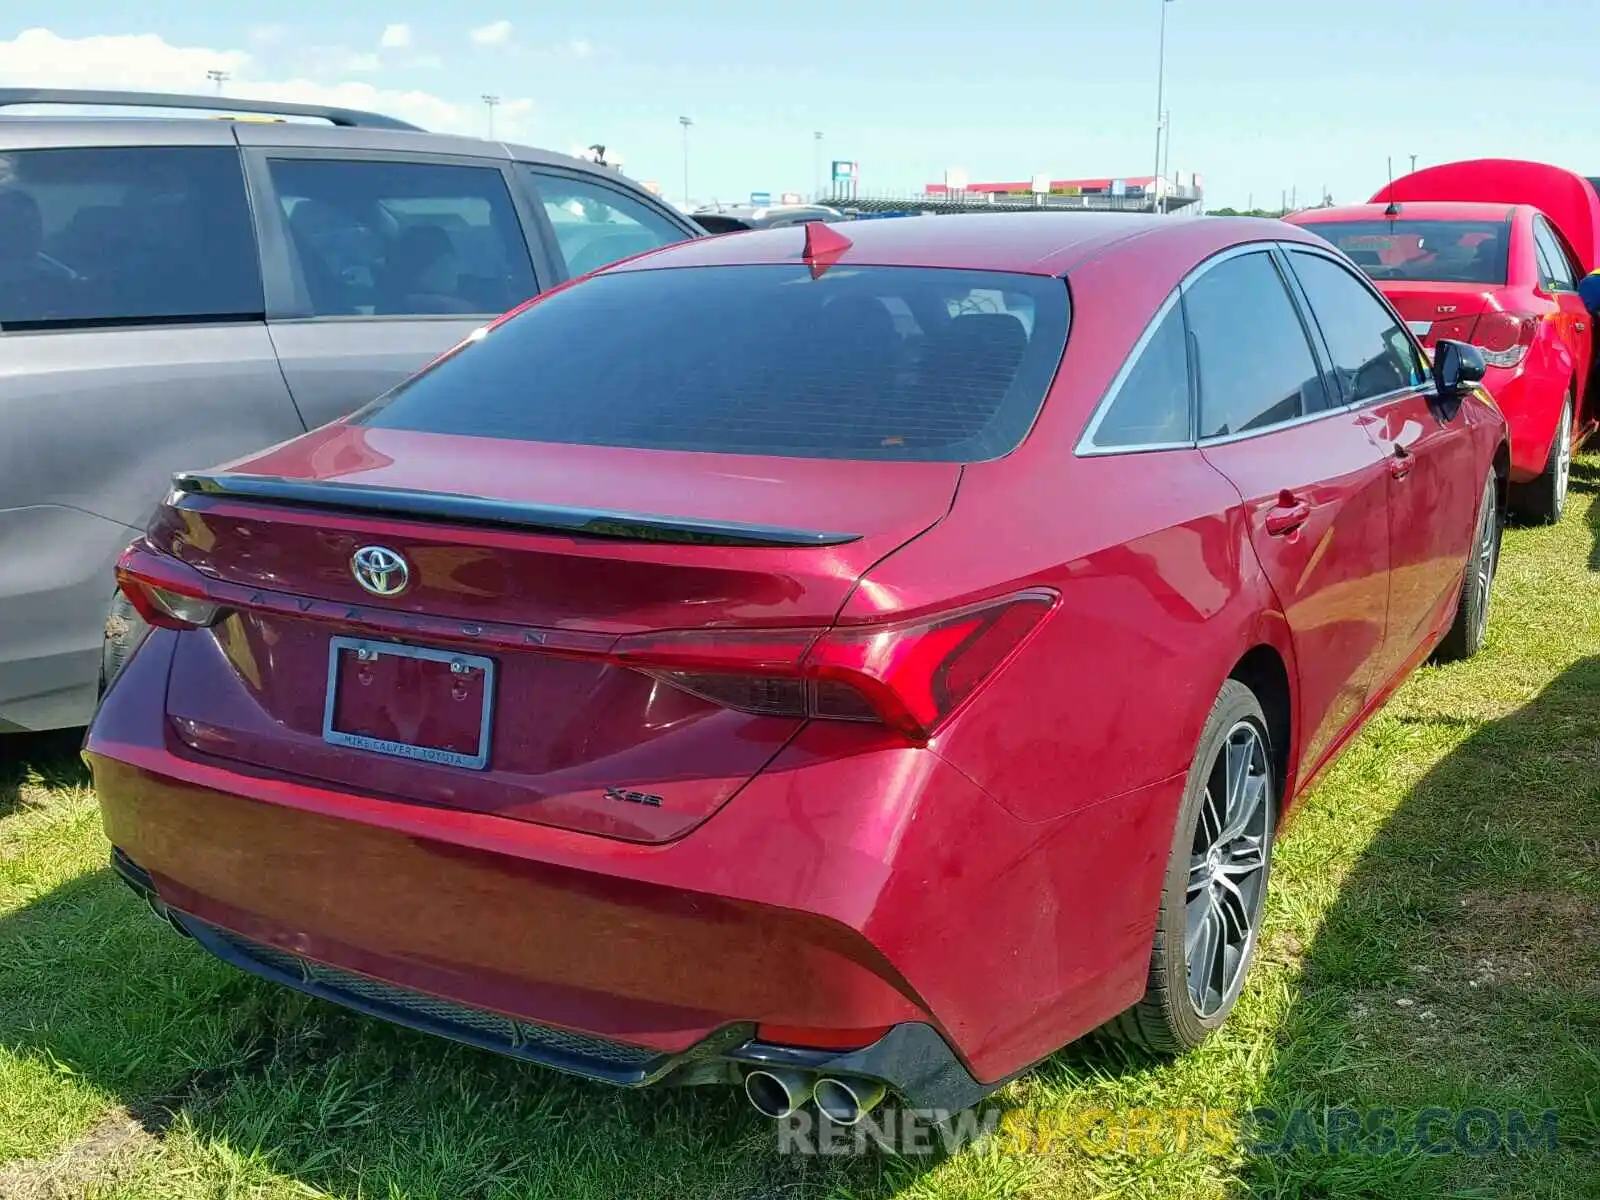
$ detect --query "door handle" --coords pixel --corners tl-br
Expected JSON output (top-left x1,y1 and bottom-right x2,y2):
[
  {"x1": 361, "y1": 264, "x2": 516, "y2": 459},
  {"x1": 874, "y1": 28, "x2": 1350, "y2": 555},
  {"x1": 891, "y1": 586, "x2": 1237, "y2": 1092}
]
[
  {"x1": 1389, "y1": 446, "x2": 1415, "y2": 480},
  {"x1": 1264, "y1": 500, "x2": 1312, "y2": 536}
]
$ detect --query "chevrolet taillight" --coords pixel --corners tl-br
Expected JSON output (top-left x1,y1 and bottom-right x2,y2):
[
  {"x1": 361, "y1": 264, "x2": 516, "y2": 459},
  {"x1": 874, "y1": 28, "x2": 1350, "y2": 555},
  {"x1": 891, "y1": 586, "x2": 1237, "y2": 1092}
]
[{"x1": 1473, "y1": 311, "x2": 1540, "y2": 369}]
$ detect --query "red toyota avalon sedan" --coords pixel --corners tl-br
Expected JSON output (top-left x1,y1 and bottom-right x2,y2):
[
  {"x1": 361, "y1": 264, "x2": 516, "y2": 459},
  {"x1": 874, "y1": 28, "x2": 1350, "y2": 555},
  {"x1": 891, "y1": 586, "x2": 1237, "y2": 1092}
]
[
  {"x1": 1288, "y1": 198, "x2": 1591, "y2": 523},
  {"x1": 87, "y1": 213, "x2": 1508, "y2": 1123}
]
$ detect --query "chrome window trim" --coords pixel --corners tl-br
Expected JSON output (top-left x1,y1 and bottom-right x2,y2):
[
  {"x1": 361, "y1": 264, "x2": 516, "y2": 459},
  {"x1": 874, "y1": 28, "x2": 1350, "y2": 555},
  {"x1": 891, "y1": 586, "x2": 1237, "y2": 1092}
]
[
  {"x1": 1074, "y1": 286, "x2": 1192, "y2": 457},
  {"x1": 1075, "y1": 240, "x2": 1443, "y2": 460},
  {"x1": 1076, "y1": 243, "x2": 1281, "y2": 457}
]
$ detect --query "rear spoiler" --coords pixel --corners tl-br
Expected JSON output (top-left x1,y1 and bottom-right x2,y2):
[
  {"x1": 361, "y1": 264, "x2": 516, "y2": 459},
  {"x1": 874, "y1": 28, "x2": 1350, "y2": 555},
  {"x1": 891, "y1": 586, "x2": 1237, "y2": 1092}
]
[{"x1": 169, "y1": 473, "x2": 862, "y2": 549}]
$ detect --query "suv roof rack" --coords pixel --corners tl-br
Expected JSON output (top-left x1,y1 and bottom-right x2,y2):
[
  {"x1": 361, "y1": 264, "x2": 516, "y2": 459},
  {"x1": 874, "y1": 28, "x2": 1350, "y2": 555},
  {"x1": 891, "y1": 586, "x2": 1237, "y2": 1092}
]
[{"x1": 0, "y1": 88, "x2": 423, "y2": 131}]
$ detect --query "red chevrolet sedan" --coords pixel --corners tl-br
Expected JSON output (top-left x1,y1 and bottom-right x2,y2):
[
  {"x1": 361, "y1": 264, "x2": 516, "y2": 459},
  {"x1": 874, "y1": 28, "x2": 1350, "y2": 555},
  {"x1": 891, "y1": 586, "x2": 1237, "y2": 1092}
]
[
  {"x1": 87, "y1": 212, "x2": 1508, "y2": 1123},
  {"x1": 1287, "y1": 200, "x2": 1591, "y2": 523}
]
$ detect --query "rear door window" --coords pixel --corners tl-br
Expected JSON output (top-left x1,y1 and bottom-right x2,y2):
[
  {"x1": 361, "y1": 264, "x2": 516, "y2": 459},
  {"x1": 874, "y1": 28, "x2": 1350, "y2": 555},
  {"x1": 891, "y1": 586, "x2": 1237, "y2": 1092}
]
[
  {"x1": 520, "y1": 168, "x2": 694, "y2": 277},
  {"x1": 266, "y1": 157, "x2": 536, "y2": 317},
  {"x1": 1287, "y1": 250, "x2": 1427, "y2": 404},
  {"x1": 0, "y1": 145, "x2": 262, "y2": 328},
  {"x1": 359, "y1": 264, "x2": 1070, "y2": 462},
  {"x1": 1186, "y1": 251, "x2": 1333, "y2": 439}
]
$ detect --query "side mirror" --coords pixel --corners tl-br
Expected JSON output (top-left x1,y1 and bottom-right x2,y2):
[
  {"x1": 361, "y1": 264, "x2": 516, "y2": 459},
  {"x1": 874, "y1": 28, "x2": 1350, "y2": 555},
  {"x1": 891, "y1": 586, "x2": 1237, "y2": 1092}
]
[{"x1": 1434, "y1": 339, "x2": 1486, "y2": 401}]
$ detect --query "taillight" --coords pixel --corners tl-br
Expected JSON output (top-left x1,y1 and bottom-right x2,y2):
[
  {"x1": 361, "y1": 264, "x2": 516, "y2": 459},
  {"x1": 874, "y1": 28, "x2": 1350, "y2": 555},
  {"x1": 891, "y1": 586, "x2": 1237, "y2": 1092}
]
[
  {"x1": 115, "y1": 541, "x2": 228, "y2": 630},
  {"x1": 616, "y1": 591, "x2": 1057, "y2": 742},
  {"x1": 1473, "y1": 311, "x2": 1540, "y2": 368}
]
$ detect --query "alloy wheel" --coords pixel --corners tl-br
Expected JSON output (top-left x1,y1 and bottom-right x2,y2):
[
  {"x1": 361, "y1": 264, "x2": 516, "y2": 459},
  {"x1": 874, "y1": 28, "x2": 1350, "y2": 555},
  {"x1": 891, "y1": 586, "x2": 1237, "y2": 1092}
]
[
  {"x1": 1471, "y1": 482, "x2": 1498, "y2": 646},
  {"x1": 1556, "y1": 402, "x2": 1573, "y2": 515},
  {"x1": 1185, "y1": 720, "x2": 1272, "y2": 1019}
]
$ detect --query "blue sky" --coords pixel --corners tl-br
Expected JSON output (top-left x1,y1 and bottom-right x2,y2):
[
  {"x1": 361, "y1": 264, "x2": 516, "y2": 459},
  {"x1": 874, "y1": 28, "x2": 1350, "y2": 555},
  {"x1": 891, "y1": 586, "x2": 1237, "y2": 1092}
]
[{"x1": 8, "y1": 1, "x2": 1600, "y2": 209}]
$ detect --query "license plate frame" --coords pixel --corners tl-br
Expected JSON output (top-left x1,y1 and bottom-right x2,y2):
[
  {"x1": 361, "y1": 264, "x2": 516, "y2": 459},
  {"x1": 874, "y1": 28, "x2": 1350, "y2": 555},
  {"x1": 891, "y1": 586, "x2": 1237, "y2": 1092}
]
[{"x1": 322, "y1": 636, "x2": 495, "y2": 771}]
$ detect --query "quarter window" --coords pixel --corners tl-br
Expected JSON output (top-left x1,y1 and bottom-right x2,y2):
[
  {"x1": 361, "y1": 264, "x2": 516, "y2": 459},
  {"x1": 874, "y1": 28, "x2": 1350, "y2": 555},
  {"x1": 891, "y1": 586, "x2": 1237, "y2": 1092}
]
[
  {"x1": 1089, "y1": 298, "x2": 1191, "y2": 449},
  {"x1": 267, "y1": 157, "x2": 536, "y2": 318},
  {"x1": 1186, "y1": 251, "x2": 1332, "y2": 439},
  {"x1": 0, "y1": 146, "x2": 262, "y2": 328},
  {"x1": 1288, "y1": 250, "x2": 1426, "y2": 405},
  {"x1": 521, "y1": 168, "x2": 691, "y2": 277}
]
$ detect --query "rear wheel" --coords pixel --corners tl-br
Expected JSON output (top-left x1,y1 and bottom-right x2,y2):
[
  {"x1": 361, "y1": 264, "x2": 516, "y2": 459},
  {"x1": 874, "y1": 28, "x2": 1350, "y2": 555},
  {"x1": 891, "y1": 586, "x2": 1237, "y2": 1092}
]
[
  {"x1": 1512, "y1": 394, "x2": 1572, "y2": 524},
  {"x1": 1107, "y1": 679, "x2": 1276, "y2": 1053},
  {"x1": 1435, "y1": 468, "x2": 1500, "y2": 663}
]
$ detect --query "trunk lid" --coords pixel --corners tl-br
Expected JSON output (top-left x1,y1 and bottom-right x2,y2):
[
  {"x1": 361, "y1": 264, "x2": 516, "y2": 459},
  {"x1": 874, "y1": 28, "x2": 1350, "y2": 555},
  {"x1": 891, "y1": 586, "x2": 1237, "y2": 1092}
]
[
  {"x1": 154, "y1": 424, "x2": 960, "y2": 842},
  {"x1": 1376, "y1": 283, "x2": 1497, "y2": 349}
]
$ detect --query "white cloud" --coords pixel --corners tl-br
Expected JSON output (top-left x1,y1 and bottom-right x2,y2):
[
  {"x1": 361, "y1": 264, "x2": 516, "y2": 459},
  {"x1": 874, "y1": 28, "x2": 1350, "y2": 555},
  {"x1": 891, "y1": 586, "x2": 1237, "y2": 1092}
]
[
  {"x1": 470, "y1": 20, "x2": 513, "y2": 47},
  {"x1": 345, "y1": 53, "x2": 380, "y2": 72},
  {"x1": 0, "y1": 28, "x2": 531, "y2": 139},
  {"x1": 248, "y1": 24, "x2": 287, "y2": 47},
  {"x1": 566, "y1": 38, "x2": 592, "y2": 59},
  {"x1": 379, "y1": 24, "x2": 411, "y2": 50}
]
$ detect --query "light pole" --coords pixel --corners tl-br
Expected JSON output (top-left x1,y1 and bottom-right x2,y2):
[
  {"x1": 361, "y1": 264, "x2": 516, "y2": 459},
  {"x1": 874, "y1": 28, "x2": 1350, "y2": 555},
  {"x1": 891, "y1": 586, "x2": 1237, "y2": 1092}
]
[
  {"x1": 482, "y1": 94, "x2": 500, "y2": 138},
  {"x1": 679, "y1": 116, "x2": 693, "y2": 207},
  {"x1": 814, "y1": 131, "x2": 823, "y2": 202},
  {"x1": 1409, "y1": 153, "x2": 1418, "y2": 175},
  {"x1": 1152, "y1": 0, "x2": 1175, "y2": 214},
  {"x1": 207, "y1": 69, "x2": 230, "y2": 95}
]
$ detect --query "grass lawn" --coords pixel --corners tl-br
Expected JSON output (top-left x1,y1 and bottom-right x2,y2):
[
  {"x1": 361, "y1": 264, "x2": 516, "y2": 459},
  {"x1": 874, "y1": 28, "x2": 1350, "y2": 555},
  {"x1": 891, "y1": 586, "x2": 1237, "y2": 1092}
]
[{"x1": 3, "y1": 466, "x2": 1599, "y2": 1200}]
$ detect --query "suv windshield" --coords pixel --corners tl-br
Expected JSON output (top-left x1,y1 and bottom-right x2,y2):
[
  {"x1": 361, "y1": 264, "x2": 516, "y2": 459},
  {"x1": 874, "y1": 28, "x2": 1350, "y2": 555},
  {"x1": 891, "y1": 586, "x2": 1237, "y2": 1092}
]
[
  {"x1": 1304, "y1": 219, "x2": 1512, "y2": 285},
  {"x1": 359, "y1": 264, "x2": 1070, "y2": 462}
]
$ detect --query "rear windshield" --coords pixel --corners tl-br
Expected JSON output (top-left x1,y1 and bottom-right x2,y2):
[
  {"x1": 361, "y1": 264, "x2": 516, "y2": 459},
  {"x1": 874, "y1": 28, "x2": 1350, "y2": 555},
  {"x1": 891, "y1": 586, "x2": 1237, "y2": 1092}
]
[
  {"x1": 1304, "y1": 219, "x2": 1512, "y2": 285},
  {"x1": 358, "y1": 264, "x2": 1070, "y2": 462}
]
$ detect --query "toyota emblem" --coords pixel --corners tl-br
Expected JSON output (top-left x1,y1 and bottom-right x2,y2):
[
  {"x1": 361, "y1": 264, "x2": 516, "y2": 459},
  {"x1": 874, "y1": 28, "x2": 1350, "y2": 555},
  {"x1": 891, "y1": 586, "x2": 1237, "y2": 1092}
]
[{"x1": 351, "y1": 545, "x2": 410, "y2": 597}]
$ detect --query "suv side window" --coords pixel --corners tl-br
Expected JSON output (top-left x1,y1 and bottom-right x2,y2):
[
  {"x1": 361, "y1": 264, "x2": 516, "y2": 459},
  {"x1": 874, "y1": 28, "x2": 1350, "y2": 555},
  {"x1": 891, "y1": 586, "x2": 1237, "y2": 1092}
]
[
  {"x1": 520, "y1": 168, "x2": 692, "y2": 277},
  {"x1": 1533, "y1": 217, "x2": 1577, "y2": 291},
  {"x1": 1288, "y1": 249, "x2": 1427, "y2": 405},
  {"x1": 265, "y1": 157, "x2": 536, "y2": 318},
  {"x1": 1186, "y1": 250, "x2": 1333, "y2": 439},
  {"x1": 1087, "y1": 296, "x2": 1191, "y2": 449},
  {"x1": 0, "y1": 146, "x2": 261, "y2": 328}
]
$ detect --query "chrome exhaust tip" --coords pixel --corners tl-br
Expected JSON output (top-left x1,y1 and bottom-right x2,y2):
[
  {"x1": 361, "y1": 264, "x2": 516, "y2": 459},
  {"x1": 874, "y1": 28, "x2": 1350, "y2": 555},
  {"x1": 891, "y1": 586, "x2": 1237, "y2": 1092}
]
[
  {"x1": 743, "y1": 1068, "x2": 816, "y2": 1119},
  {"x1": 813, "y1": 1076, "x2": 887, "y2": 1126}
]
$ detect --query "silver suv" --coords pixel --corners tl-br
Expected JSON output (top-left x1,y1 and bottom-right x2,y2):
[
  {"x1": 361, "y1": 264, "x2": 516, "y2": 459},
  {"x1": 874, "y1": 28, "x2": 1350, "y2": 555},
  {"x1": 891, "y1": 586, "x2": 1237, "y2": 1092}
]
[{"x1": 0, "y1": 88, "x2": 703, "y2": 732}]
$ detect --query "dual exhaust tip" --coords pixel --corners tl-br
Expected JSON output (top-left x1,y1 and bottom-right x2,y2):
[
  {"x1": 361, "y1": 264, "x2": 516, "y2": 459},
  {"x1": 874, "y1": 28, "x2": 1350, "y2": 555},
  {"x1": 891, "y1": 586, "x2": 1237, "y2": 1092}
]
[{"x1": 743, "y1": 1067, "x2": 887, "y2": 1125}]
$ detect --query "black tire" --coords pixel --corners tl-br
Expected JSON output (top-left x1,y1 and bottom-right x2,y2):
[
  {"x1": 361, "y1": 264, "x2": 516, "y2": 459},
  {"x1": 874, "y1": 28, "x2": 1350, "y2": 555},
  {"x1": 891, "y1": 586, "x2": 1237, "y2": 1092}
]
[
  {"x1": 1511, "y1": 394, "x2": 1572, "y2": 525},
  {"x1": 97, "y1": 589, "x2": 149, "y2": 702},
  {"x1": 1107, "y1": 679, "x2": 1277, "y2": 1054},
  {"x1": 1434, "y1": 467, "x2": 1500, "y2": 664}
]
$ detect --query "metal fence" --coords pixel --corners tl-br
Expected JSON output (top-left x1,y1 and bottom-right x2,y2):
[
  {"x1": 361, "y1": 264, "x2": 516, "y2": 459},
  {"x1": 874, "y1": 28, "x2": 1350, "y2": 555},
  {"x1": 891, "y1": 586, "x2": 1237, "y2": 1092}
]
[{"x1": 818, "y1": 190, "x2": 1203, "y2": 217}]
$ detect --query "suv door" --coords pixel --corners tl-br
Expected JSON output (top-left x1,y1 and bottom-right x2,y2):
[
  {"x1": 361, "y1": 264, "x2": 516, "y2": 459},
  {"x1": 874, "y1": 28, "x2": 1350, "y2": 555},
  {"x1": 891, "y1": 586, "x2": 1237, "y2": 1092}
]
[
  {"x1": 1284, "y1": 245, "x2": 1478, "y2": 686},
  {"x1": 247, "y1": 148, "x2": 543, "y2": 431},
  {"x1": 0, "y1": 129, "x2": 302, "y2": 731},
  {"x1": 517, "y1": 166, "x2": 698, "y2": 280},
  {"x1": 1187, "y1": 248, "x2": 1393, "y2": 778}
]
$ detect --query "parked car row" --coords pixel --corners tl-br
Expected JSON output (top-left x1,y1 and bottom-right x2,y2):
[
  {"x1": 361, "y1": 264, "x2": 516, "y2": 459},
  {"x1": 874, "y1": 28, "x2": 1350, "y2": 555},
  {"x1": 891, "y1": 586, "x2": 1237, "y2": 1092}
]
[
  {"x1": 1287, "y1": 157, "x2": 1600, "y2": 524},
  {"x1": 0, "y1": 87, "x2": 705, "y2": 733},
  {"x1": 1, "y1": 91, "x2": 1588, "y2": 1123}
]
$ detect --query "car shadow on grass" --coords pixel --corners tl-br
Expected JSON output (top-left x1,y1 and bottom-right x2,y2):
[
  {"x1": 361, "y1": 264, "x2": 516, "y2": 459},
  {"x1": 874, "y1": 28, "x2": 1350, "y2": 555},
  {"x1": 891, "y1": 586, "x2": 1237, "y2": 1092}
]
[
  {"x1": 0, "y1": 729, "x2": 88, "y2": 816},
  {"x1": 1235, "y1": 656, "x2": 1600, "y2": 1199},
  {"x1": 1571, "y1": 457, "x2": 1600, "y2": 570}
]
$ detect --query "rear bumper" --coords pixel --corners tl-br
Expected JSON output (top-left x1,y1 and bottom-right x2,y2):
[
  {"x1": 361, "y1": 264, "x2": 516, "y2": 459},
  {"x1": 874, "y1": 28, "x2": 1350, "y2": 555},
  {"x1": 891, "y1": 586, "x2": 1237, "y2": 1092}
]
[
  {"x1": 88, "y1": 628, "x2": 1179, "y2": 1105},
  {"x1": 110, "y1": 845, "x2": 996, "y2": 1108}
]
